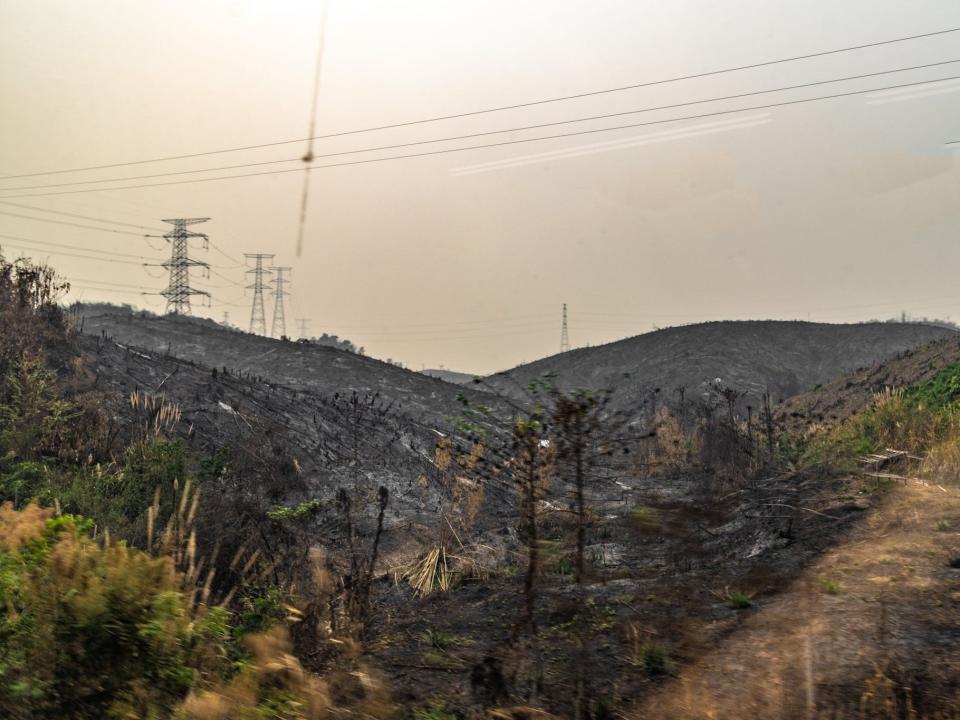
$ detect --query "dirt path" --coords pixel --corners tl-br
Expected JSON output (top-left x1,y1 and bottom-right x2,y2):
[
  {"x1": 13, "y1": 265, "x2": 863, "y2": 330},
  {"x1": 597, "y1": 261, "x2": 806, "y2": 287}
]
[{"x1": 632, "y1": 477, "x2": 960, "y2": 719}]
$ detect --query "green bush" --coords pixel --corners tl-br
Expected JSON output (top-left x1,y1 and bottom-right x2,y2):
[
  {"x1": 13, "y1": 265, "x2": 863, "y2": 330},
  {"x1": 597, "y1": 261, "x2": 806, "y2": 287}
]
[
  {"x1": 803, "y1": 365, "x2": 960, "y2": 473},
  {"x1": 637, "y1": 641, "x2": 669, "y2": 675},
  {"x1": 0, "y1": 502, "x2": 229, "y2": 719}
]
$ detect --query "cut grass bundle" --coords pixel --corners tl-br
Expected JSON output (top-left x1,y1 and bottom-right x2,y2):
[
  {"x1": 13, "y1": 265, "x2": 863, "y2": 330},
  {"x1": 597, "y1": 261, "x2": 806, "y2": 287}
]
[{"x1": 405, "y1": 546, "x2": 453, "y2": 597}]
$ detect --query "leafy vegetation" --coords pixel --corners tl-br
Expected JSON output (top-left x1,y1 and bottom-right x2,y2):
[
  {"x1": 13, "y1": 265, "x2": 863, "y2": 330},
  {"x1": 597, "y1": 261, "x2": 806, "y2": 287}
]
[
  {"x1": 635, "y1": 641, "x2": 669, "y2": 676},
  {"x1": 0, "y1": 502, "x2": 230, "y2": 718},
  {"x1": 803, "y1": 364, "x2": 960, "y2": 477}
]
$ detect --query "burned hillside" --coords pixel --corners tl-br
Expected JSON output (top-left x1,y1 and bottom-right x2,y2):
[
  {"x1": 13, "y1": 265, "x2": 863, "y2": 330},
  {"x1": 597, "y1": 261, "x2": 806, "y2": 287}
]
[{"x1": 485, "y1": 320, "x2": 956, "y2": 418}]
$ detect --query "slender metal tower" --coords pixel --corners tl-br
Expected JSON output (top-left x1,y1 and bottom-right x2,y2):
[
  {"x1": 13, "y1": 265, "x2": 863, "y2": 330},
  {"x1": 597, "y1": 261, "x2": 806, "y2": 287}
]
[
  {"x1": 270, "y1": 267, "x2": 292, "y2": 338},
  {"x1": 152, "y1": 218, "x2": 210, "y2": 315},
  {"x1": 244, "y1": 253, "x2": 274, "y2": 335},
  {"x1": 560, "y1": 303, "x2": 570, "y2": 353},
  {"x1": 295, "y1": 318, "x2": 311, "y2": 339}
]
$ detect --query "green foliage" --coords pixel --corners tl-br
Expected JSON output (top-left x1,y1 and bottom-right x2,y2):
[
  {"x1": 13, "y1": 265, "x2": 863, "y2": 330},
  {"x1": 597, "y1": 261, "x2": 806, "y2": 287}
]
[
  {"x1": 903, "y1": 363, "x2": 960, "y2": 409},
  {"x1": 936, "y1": 519, "x2": 952, "y2": 532},
  {"x1": 635, "y1": 641, "x2": 669, "y2": 676},
  {"x1": 0, "y1": 458, "x2": 52, "y2": 509},
  {"x1": 0, "y1": 439, "x2": 192, "y2": 545},
  {"x1": 234, "y1": 586, "x2": 286, "y2": 639},
  {"x1": 197, "y1": 446, "x2": 231, "y2": 482},
  {"x1": 0, "y1": 503, "x2": 230, "y2": 719},
  {"x1": 0, "y1": 355, "x2": 79, "y2": 461},
  {"x1": 726, "y1": 590, "x2": 753, "y2": 609},
  {"x1": 803, "y1": 366, "x2": 960, "y2": 473},
  {"x1": 266, "y1": 498, "x2": 323, "y2": 522}
]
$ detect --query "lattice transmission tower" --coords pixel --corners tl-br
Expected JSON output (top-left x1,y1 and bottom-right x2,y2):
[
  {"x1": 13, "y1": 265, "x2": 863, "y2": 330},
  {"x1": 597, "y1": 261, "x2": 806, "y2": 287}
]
[
  {"x1": 245, "y1": 253, "x2": 274, "y2": 335},
  {"x1": 295, "y1": 318, "x2": 311, "y2": 339},
  {"x1": 560, "y1": 303, "x2": 570, "y2": 353},
  {"x1": 148, "y1": 218, "x2": 211, "y2": 315},
  {"x1": 270, "y1": 266, "x2": 292, "y2": 338}
]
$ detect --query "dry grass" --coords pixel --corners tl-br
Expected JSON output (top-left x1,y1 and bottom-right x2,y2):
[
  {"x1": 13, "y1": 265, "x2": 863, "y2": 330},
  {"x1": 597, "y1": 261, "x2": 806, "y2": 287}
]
[
  {"x1": 402, "y1": 546, "x2": 454, "y2": 596},
  {"x1": 129, "y1": 390, "x2": 182, "y2": 442}
]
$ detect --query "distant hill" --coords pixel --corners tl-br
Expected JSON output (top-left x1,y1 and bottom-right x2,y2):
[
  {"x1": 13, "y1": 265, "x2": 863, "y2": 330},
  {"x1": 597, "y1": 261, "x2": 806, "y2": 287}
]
[
  {"x1": 484, "y1": 320, "x2": 956, "y2": 413},
  {"x1": 420, "y1": 368, "x2": 478, "y2": 385}
]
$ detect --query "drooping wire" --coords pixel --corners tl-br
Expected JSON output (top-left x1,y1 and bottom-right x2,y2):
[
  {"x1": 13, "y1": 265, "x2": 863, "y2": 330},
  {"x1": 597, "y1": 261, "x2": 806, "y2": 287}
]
[
  {"x1": 2, "y1": 25, "x2": 957, "y2": 181},
  {"x1": 296, "y1": 0, "x2": 330, "y2": 257},
  {"x1": 0, "y1": 232, "x2": 160, "y2": 261},
  {"x1": 4, "y1": 58, "x2": 958, "y2": 193},
  {"x1": 0, "y1": 200, "x2": 164, "y2": 231},
  {"x1": 145, "y1": 236, "x2": 167, "y2": 252},
  {"x1": 0, "y1": 209, "x2": 148, "y2": 236},
  {"x1": 4, "y1": 71, "x2": 959, "y2": 200}
]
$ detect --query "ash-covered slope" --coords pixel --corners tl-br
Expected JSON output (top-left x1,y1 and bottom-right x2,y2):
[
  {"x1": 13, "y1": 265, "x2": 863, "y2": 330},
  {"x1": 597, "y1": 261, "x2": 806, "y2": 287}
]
[
  {"x1": 77, "y1": 306, "x2": 504, "y2": 425},
  {"x1": 78, "y1": 332, "x2": 441, "y2": 524},
  {"x1": 486, "y1": 320, "x2": 955, "y2": 411},
  {"x1": 775, "y1": 334, "x2": 960, "y2": 433}
]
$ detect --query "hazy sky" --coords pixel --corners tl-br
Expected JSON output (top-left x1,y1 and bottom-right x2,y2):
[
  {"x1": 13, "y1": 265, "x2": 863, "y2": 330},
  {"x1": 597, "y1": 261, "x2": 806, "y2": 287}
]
[{"x1": 2, "y1": 1, "x2": 959, "y2": 373}]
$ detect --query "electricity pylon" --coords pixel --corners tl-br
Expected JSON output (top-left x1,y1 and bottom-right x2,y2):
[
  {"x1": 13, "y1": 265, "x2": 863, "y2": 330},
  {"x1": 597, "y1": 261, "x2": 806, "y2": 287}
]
[
  {"x1": 295, "y1": 318, "x2": 311, "y2": 339},
  {"x1": 244, "y1": 253, "x2": 274, "y2": 335},
  {"x1": 270, "y1": 267, "x2": 292, "y2": 338},
  {"x1": 146, "y1": 218, "x2": 210, "y2": 315},
  {"x1": 560, "y1": 303, "x2": 570, "y2": 353}
]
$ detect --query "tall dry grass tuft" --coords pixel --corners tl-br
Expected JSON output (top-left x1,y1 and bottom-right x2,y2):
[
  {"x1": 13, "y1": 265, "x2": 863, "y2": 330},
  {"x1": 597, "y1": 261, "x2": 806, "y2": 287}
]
[
  {"x1": 177, "y1": 627, "x2": 334, "y2": 720},
  {"x1": 129, "y1": 390, "x2": 182, "y2": 441}
]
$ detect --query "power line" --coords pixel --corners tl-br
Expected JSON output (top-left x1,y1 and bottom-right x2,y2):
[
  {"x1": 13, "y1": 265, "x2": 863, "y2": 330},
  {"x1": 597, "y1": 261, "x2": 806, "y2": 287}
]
[
  {"x1": 0, "y1": 240, "x2": 155, "y2": 267},
  {"x1": 0, "y1": 232, "x2": 161, "y2": 262},
  {"x1": 5, "y1": 58, "x2": 958, "y2": 193},
  {"x1": 3, "y1": 25, "x2": 958, "y2": 180},
  {"x1": 6, "y1": 72, "x2": 959, "y2": 200},
  {"x1": 63, "y1": 276, "x2": 151, "y2": 290},
  {"x1": 0, "y1": 200, "x2": 163, "y2": 231},
  {"x1": 302, "y1": 313, "x2": 555, "y2": 331},
  {"x1": 67, "y1": 285, "x2": 148, "y2": 295},
  {"x1": 0, "y1": 209, "x2": 148, "y2": 236},
  {"x1": 207, "y1": 240, "x2": 245, "y2": 268},
  {"x1": 209, "y1": 267, "x2": 247, "y2": 287}
]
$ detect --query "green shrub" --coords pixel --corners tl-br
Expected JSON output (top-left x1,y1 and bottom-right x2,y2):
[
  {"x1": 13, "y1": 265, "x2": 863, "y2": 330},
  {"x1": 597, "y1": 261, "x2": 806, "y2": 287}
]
[
  {"x1": 636, "y1": 641, "x2": 669, "y2": 675},
  {"x1": 234, "y1": 586, "x2": 287, "y2": 639},
  {"x1": 0, "y1": 502, "x2": 229, "y2": 719},
  {"x1": 0, "y1": 459, "x2": 51, "y2": 509}
]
